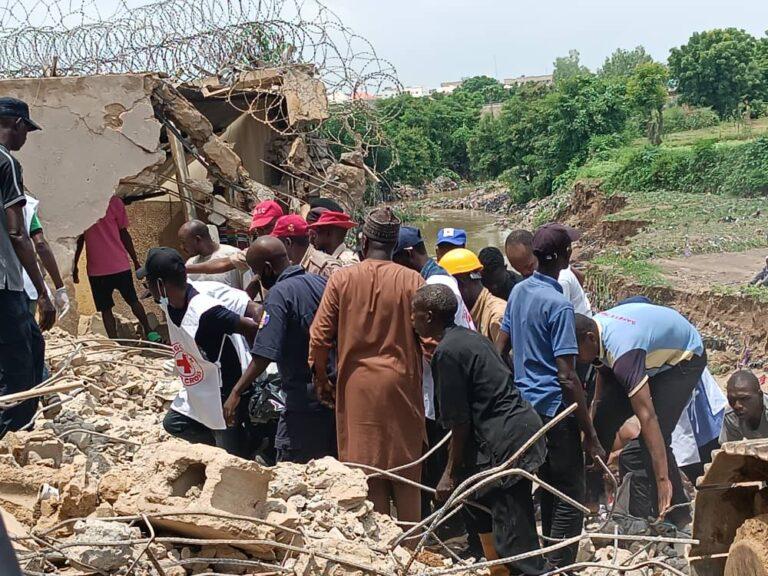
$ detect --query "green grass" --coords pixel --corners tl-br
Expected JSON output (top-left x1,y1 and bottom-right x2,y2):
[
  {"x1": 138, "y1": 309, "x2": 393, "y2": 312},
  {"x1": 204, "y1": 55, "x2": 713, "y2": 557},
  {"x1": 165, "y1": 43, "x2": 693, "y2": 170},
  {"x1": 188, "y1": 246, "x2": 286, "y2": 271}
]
[
  {"x1": 604, "y1": 189, "x2": 768, "y2": 259},
  {"x1": 711, "y1": 283, "x2": 768, "y2": 304},
  {"x1": 653, "y1": 117, "x2": 768, "y2": 148},
  {"x1": 591, "y1": 254, "x2": 671, "y2": 287}
]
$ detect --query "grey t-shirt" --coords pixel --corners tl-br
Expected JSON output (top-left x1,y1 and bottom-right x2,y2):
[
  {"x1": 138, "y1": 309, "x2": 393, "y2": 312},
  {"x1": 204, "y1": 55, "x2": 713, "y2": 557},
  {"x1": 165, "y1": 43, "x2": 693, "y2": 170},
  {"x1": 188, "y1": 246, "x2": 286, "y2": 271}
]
[
  {"x1": 720, "y1": 393, "x2": 768, "y2": 443},
  {"x1": 0, "y1": 145, "x2": 25, "y2": 292}
]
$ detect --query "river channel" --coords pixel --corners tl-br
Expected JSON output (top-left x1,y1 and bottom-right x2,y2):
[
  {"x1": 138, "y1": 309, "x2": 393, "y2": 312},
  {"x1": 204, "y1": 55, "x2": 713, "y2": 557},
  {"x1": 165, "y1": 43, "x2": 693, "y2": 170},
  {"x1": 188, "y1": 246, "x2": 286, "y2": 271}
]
[{"x1": 413, "y1": 208, "x2": 509, "y2": 255}]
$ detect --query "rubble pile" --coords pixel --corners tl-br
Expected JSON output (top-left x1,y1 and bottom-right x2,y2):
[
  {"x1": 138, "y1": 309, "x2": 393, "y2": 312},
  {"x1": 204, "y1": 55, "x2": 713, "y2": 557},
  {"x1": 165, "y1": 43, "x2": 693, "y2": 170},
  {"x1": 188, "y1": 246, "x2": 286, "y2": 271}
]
[{"x1": 0, "y1": 330, "x2": 464, "y2": 575}]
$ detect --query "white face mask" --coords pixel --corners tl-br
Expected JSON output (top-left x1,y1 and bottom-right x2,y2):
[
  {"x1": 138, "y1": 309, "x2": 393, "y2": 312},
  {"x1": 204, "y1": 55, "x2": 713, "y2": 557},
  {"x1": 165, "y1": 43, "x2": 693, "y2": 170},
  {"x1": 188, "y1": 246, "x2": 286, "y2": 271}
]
[{"x1": 157, "y1": 279, "x2": 169, "y2": 308}]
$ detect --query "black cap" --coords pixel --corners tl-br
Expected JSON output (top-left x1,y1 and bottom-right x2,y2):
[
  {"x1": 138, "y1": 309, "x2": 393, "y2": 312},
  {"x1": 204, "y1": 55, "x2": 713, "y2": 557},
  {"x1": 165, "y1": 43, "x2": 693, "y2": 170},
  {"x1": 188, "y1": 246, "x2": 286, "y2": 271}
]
[
  {"x1": 0, "y1": 97, "x2": 41, "y2": 131},
  {"x1": 532, "y1": 223, "x2": 581, "y2": 262},
  {"x1": 137, "y1": 247, "x2": 186, "y2": 281}
]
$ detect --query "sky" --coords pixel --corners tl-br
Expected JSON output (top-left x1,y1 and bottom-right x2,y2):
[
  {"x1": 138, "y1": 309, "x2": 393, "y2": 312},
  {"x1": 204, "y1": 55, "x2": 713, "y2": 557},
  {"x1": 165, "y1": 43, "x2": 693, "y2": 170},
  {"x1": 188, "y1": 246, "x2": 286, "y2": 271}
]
[{"x1": 325, "y1": 0, "x2": 768, "y2": 88}]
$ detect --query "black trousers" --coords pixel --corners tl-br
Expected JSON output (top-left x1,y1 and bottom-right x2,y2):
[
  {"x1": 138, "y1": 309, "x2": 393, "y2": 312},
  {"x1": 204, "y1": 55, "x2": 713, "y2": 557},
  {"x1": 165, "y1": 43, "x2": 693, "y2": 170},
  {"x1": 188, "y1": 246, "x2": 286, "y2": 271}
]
[
  {"x1": 0, "y1": 290, "x2": 44, "y2": 439},
  {"x1": 275, "y1": 409, "x2": 337, "y2": 464},
  {"x1": 594, "y1": 353, "x2": 706, "y2": 524},
  {"x1": 538, "y1": 414, "x2": 585, "y2": 569},
  {"x1": 465, "y1": 479, "x2": 545, "y2": 575},
  {"x1": 422, "y1": 417, "x2": 449, "y2": 517}
]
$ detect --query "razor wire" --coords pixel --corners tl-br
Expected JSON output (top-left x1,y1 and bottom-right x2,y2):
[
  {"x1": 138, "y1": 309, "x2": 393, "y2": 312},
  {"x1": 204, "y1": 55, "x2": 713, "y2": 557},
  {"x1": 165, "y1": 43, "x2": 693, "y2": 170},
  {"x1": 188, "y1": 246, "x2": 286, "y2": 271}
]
[{"x1": 0, "y1": 0, "x2": 402, "y2": 175}]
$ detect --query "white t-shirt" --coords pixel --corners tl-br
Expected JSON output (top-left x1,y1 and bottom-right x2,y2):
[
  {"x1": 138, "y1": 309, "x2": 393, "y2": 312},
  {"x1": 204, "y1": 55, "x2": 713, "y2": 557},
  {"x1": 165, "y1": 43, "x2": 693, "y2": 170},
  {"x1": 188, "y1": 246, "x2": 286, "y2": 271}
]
[
  {"x1": 422, "y1": 274, "x2": 476, "y2": 420},
  {"x1": 186, "y1": 243, "x2": 244, "y2": 289},
  {"x1": 559, "y1": 266, "x2": 592, "y2": 316}
]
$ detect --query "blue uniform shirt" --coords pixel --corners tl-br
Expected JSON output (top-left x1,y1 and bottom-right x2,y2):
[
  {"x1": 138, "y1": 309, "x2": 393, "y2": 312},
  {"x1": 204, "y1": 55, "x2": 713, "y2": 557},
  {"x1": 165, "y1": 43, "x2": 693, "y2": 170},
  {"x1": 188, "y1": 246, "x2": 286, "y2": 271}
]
[
  {"x1": 251, "y1": 265, "x2": 327, "y2": 412},
  {"x1": 500, "y1": 272, "x2": 578, "y2": 417},
  {"x1": 420, "y1": 258, "x2": 448, "y2": 280}
]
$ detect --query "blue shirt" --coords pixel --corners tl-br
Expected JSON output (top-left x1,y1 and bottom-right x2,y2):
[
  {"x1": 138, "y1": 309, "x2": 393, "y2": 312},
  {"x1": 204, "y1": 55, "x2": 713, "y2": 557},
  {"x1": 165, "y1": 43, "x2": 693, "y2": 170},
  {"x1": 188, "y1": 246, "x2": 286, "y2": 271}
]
[
  {"x1": 595, "y1": 303, "x2": 704, "y2": 396},
  {"x1": 501, "y1": 272, "x2": 578, "y2": 417},
  {"x1": 251, "y1": 265, "x2": 327, "y2": 412},
  {"x1": 420, "y1": 258, "x2": 448, "y2": 280}
]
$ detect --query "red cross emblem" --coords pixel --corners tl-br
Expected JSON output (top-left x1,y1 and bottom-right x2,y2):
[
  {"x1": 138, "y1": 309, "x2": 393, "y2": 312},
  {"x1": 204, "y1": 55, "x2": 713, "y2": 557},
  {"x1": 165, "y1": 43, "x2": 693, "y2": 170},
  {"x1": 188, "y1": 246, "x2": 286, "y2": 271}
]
[{"x1": 172, "y1": 343, "x2": 205, "y2": 386}]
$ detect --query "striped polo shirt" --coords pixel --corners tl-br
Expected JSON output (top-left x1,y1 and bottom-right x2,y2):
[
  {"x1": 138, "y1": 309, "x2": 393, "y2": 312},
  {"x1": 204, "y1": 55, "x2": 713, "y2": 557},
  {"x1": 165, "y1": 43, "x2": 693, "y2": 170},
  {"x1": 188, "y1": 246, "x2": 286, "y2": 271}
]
[{"x1": 595, "y1": 303, "x2": 704, "y2": 396}]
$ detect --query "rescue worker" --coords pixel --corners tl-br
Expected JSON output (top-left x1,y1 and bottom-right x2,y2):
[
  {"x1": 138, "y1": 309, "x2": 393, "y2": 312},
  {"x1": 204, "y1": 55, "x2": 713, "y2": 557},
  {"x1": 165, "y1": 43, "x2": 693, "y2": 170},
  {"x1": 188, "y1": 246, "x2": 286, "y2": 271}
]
[
  {"x1": 271, "y1": 214, "x2": 342, "y2": 279},
  {"x1": 439, "y1": 248, "x2": 507, "y2": 343},
  {"x1": 223, "y1": 236, "x2": 336, "y2": 463},
  {"x1": 412, "y1": 284, "x2": 546, "y2": 576},
  {"x1": 139, "y1": 247, "x2": 258, "y2": 456},
  {"x1": 435, "y1": 227, "x2": 467, "y2": 261},
  {"x1": 575, "y1": 301, "x2": 708, "y2": 526},
  {"x1": 249, "y1": 200, "x2": 284, "y2": 237},
  {"x1": 308, "y1": 211, "x2": 360, "y2": 265}
]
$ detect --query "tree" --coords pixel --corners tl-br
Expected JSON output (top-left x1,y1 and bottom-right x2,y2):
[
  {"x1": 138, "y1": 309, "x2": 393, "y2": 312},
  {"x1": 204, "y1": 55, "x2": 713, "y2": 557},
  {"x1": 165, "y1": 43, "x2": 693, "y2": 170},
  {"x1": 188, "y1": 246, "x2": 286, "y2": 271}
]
[
  {"x1": 553, "y1": 49, "x2": 590, "y2": 83},
  {"x1": 455, "y1": 75, "x2": 508, "y2": 103},
  {"x1": 599, "y1": 46, "x2": 653, "y2": 79},
  {"x1": 627, "y1": 62, "x2": 669, "y2": 145},
  {"x1": 669, "y1": 29, "x2": 766, "y2": 117}
]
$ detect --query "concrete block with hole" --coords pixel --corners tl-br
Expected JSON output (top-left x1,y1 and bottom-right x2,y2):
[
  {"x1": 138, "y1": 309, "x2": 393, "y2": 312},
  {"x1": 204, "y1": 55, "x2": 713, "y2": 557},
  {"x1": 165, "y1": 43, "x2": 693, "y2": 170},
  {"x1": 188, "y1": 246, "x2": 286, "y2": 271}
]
[{"x1": 112, "y1": 439, "x2": 276, "y2": 557}]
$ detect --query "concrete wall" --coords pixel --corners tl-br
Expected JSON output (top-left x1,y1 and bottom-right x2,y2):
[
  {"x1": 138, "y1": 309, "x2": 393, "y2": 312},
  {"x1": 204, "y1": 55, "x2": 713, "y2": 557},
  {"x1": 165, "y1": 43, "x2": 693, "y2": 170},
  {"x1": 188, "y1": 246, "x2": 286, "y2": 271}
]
[
  {"x1": 0, "y1": 74, "x2": 166, "y2": 276},
  {"x1": 75, "y1": 198, "x2": 185, "y2": 325}
]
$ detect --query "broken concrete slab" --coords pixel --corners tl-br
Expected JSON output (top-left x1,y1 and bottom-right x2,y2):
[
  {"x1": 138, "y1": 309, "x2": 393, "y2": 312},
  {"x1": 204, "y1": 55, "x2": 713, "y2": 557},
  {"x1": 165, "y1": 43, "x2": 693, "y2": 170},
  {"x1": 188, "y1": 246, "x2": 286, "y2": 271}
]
[
  {"x1": 112, "y1": 440, "x2": 276, "y2": 556},
  {"x1": 0, "y1": 74, "x2": 166, "y2": 275},
  {"x1": 0, "y1": 430, "x2": 64, "y2": 468},
  {"x1": 67, "y1": 519, "x2": 137, "y2": 571}
]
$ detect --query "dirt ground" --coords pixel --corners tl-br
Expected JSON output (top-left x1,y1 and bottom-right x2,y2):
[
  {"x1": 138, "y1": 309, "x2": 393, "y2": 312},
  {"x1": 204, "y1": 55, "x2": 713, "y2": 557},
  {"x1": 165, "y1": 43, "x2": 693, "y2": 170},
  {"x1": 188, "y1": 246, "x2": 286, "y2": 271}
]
[{"x1": 655, "y1": 248, "x2": 767, "y2": 292}]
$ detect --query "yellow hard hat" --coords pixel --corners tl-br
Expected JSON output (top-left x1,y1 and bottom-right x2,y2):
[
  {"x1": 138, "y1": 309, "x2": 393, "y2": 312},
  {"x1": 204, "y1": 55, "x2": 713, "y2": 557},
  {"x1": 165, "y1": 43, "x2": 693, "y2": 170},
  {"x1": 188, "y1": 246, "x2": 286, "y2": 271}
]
[{"x1": 438, "y1": 248, "x2": 483, "y2": 276}]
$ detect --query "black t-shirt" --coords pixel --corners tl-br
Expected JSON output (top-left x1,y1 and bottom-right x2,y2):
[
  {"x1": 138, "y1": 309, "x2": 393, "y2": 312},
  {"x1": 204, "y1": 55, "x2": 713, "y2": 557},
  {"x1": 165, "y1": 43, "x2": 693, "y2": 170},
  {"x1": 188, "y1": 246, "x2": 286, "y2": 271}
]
[
  {"x1": 167, "y1": 285, "x2": 243, "y2": 395},
  {"x1": 432, "y1": 325, "x2": 546, "y2": 478}
]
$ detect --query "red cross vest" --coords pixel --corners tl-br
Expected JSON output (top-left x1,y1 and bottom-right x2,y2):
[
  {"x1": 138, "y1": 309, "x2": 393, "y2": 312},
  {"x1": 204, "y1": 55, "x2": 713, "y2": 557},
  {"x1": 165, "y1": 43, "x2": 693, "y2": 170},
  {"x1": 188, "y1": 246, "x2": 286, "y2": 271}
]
[{"x1": 163, "y1": 292, "x2": 248, "y2": 430}]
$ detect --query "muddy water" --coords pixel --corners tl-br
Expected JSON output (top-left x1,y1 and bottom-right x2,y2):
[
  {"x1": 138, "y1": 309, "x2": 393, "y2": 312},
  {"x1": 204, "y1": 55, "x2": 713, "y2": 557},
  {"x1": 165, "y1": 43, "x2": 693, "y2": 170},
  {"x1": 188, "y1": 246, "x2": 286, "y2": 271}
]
[{"x1": 416, "y1": 209, "x2": 509, "y2": 255}]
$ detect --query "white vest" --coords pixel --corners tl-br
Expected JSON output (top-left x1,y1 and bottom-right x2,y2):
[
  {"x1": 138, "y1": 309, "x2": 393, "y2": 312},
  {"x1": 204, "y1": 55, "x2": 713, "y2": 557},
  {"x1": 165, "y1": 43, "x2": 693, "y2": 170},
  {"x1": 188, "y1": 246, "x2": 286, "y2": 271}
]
[{"x1": 163, "y1": 292, "x2": 250, "y2": 430}]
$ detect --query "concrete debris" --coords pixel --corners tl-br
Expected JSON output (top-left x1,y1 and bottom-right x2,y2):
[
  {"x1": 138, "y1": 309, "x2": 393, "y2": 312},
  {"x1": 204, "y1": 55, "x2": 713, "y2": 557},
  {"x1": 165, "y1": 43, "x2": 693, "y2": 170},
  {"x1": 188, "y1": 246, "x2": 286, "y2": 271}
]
[
  {"x1": 67, "y1": 519, "x2": 137, "y2": 571},
  {"x1": 0, "y1": 330, "x2": 472, "y2": 575}
]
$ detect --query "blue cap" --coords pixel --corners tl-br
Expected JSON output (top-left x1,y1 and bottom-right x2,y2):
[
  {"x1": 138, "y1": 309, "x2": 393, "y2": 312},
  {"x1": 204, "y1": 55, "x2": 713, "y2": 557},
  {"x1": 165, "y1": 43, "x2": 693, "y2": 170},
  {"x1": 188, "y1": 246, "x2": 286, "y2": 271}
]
[
  {"x1": 395, "y1": 226, "x2": 423, "y2": 254},
  {"x1": 0, "y1": 97, "x2": 41, "y2": 131},
  {"x1": 437, "y1": 227, "x2": 467, "y2": 247}
]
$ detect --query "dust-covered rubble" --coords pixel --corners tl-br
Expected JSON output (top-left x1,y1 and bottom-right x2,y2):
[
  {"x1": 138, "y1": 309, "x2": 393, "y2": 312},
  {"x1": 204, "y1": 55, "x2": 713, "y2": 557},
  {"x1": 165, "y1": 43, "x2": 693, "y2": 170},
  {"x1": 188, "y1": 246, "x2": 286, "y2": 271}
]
[{"x1": 0, "y1": 330, "x2": 467, "y2": 575}]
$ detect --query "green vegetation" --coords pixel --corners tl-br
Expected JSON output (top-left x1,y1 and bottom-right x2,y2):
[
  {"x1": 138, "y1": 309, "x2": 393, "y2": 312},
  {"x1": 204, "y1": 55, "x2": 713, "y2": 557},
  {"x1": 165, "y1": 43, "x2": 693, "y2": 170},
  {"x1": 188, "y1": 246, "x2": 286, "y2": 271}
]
[
  {"x1": 371, "y1": 28, "x2": 768, "y2": 201},
  {"x1": 591, "y1": 255, "x2": 669, "y2": 287}
]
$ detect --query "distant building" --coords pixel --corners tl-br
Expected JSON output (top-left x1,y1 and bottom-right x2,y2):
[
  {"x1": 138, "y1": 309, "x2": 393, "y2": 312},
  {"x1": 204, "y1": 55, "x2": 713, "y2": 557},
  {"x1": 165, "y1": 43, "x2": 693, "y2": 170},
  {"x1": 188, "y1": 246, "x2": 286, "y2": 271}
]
[
  {"x1": 377, "y1": 87, "x2": 400, "y2": 99},
  {"x1": 435, "y1": 80, "x2": 463, "y2": 95},
  {"x1": 403, "y1": 86, "x2": 428, "y2": 98},
  {"x1": 329, "y1": 91, "x2": 351, "y2": 103},
  {"x1": 503, "y1": 74, "x2": 553, "y2": 89}
]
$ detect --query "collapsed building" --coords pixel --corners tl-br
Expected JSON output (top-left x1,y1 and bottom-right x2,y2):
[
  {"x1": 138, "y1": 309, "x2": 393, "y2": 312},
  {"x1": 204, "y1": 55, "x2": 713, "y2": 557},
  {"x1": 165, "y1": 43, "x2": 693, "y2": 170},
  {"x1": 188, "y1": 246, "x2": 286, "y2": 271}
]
[{"x1": 0, "y1": 0, "x2": 398, "y2": 325}]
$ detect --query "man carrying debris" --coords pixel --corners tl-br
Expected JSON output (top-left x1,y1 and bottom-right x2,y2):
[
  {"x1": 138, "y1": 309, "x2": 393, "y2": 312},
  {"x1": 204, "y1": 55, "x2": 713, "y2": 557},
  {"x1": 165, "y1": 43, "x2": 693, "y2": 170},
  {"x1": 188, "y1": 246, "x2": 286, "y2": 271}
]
[
  {"x1": 73, "y1": 196, "x2": 156, "y2": 341},
  {"x1": 440, "y1": 248, "x2": 507, "y2": 342},
  {"x1": 0, "y1": 97, "x2": 55, "y2": 438},
  {"x1": 179, "y1": 219, "x2": 244, "y2": 289},
  {"x1": 412, "y1": 284, "x2": 546, "y2": 576},
  {"x1": 435, "y1": 227, "x2": 467, "y2": 262},
  {"x1": 139, "y1": 247, "x2": 259, "y2": 456},
  {"x1": 223, "y1": 236, "x2": 336, "y2": 463},
  {"x1": 496, "y1": 223, "x2": 603, "y2": 569},
  {"x1": 310, "y1": 208, "x2": 425, "y2": 523},
  {"x1": 574, "y1": 301, "x2": 708, "y2": 526},
  {"x1": 478, "y1": 246, "x2": 522, "y2": 300},
  {"x1": 721, "y1": 370, "x2": 768, "y2": 442},
  {"x1": 271, "y1": 215, "x2": 342, "y2": 279},
  {"x1": 308, "y1": 211, "x2": 360, "y2": 265}
]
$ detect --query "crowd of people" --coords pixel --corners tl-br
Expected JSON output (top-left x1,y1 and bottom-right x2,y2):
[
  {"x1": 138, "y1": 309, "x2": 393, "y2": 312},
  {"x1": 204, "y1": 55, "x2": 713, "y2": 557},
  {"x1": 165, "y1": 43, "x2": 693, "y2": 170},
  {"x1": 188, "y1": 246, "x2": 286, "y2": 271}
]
[{"x1": 2, "y1": 95, "x2": 768, "y2": 575}]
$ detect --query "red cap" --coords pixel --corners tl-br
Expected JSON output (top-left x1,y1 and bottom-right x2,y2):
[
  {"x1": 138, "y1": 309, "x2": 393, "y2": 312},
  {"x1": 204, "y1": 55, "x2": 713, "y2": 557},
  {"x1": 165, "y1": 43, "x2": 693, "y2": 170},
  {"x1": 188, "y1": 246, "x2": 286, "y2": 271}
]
[
  {"x1": 271, "y1": 215, "x2": 308, "y2": 238},
  {"x1": 308, "y1": 211, "x2": 358, "y2": 230},
  {"x1": 532, "y1": 223, "x2": 581, "y2": 262},
  {"x1": 249, "y1": 200, "x2": 284, "y2": 232}
]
